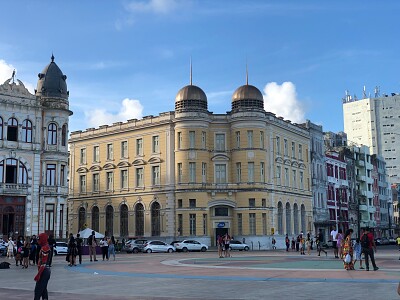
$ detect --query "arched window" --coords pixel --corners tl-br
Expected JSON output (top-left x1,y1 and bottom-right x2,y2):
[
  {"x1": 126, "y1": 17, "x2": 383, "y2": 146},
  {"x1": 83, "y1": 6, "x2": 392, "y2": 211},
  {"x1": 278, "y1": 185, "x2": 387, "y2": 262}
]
[
  {"x1": 21, "y1": 119, "x2": 32, "y2": 143},
  {"x1": 120, "y1": 204, "x2": 128, "y2": 237},
  {"x1": 78, "y1": 207, "x2": 86, "y2": 231},
  {"x1": 18, "y1": 161, "x2": 28, "y2": 184},
  {"x1": 0, "y1": 159, "x2": 27, "y2": 184},
  {"x1": 47, "y1": 123, "x2": 57, "y2": 145},
  {"x1": 106, "y1": 205, "x2": 114, "y2": 236},
  {"x1": 301, "y1": 204, "x2": 306, "y2": 233},
  {"x1": 293, "y1": 203, "x2": 299, "y2": 235},
  {"x1": 7, "y1": 118, "x2": 18, "y2": 141},
  {"x1": 61, "y1": 124, "x2": 67, "y2": 146},
  {"x1": 285, "y1": 202, "x2": 291, "y2": 235},
  {"x1": 0, "y1": 117, "x2": 3, "y2": 140},
  {"x1": 151, "y1": 202, "x2": 160, "y2": 236},
  {"x1": 91, "y1": 206, "x2": 99, "y2": 232},
  {"x1": 135, "y1": 203, "x2": 144, "y2": 236},
  {"x1": 277, "y1": 202, "x2": 283, "y2": 235}
]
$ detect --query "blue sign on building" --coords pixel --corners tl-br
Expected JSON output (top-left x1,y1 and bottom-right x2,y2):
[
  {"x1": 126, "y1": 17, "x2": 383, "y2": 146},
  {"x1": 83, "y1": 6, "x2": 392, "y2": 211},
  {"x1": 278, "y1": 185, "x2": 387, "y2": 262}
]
[{"x1": 217, "y1": 222, "x2": 225, "y2": 228}]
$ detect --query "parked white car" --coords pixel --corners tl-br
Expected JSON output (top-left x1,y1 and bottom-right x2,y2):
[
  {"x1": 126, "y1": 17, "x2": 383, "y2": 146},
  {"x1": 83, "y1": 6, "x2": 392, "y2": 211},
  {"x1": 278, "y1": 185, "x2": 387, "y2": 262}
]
[
  {"x1": 229, "y1": 240, "x2": 250, "y2": 251},
  {"x1": 143, "y1": 240, "x2": 175, "y2": 253},
  {"x1": 174, "y1": 240, "x2": 208, "y2": 252},
  {"x1": 54, "y1": 242, "x2": 68, "y2": 255}
]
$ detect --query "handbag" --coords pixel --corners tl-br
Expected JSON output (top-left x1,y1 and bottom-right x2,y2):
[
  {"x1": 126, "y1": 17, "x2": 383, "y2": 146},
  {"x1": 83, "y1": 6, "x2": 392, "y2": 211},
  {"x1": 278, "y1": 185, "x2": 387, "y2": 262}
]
[{"x1": 344, "y1": 253, "x2": 351, "y2": 263}]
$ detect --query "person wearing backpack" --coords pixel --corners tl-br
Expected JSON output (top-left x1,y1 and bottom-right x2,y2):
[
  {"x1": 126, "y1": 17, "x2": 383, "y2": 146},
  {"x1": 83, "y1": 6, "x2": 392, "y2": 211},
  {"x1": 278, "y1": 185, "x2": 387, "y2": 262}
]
[{"x1": 361, "y1": 227, "x2": 379, "y2": 271}]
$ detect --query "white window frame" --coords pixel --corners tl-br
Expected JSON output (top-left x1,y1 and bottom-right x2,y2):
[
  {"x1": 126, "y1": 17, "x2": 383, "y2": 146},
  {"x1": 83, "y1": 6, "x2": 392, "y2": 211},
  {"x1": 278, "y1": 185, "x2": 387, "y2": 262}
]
[
  {"x1": 189, "y1": 162, "x2": 196, "y2": 183},
  {"x1": 247, "y1": 130, "x2": 253, "y2": 148},
  {"x1": 107, "y1": 144, "x2": 113, "y2": 160},
  {"x1": 152, "y1": 136, "x2": 159, "y2": 153},
  {"x1": 152, "y1": 165, "x2": 160, "y2": 185},
  {"x1": 136, "y1": 138, "x2": 143, "y2": 156},
  {"x1": 215, "y1": 133, "x2": 225, "y2": 151},
  {"x1": 136, "y1": 168, "x2": 144, "y2": 187},
  {"x1": 189, "y1": 131, "x2": 195, "y2": 149},
  {"x1": 121, "y1": 141, "x2": 128, "y2": 158},
  {"x1": 215, "y1": 163, "x2": 227, "y2": 184},
  {"x1": 248, "y1": 162, "x2": 254, "y2": 183}
]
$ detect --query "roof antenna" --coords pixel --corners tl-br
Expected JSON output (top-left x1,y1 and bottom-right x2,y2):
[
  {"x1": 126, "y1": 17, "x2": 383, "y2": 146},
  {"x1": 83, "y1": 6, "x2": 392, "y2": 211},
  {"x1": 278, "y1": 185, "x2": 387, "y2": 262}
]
[{"x1": 190, "y1": 56, "x2": 192, "y2": 85}]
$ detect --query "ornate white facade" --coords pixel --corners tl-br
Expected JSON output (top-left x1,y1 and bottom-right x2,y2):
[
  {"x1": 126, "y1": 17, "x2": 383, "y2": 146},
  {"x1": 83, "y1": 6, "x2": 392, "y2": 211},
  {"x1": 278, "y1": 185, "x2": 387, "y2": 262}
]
[{"x1": 0, "y1": 56, "x2": 72, "y2": 239}]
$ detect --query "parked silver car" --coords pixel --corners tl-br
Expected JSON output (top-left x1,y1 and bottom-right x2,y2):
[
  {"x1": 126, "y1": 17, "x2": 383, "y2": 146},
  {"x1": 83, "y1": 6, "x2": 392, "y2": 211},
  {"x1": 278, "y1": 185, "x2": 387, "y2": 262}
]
[
  {"x1": 143, "y1": 240, "x2": 175, "y2": 253},
  {"x1": 174, "y1": 240, "x2": 208, "y2": 252},
  {"x1": 229, "y1": 240, "x2": 250, "y2": 251},
  {"x1": 54, "y1": 242, "x2": 68, "y2": 255},
  {"x1": 125, "y1": 239, "x2": 147, "y2": 253}
]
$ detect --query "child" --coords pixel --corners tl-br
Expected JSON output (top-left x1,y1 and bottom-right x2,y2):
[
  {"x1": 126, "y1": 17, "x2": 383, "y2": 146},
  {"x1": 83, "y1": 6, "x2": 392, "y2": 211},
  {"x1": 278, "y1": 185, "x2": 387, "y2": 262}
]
[{"x1": 353, "y1": 238, "x2": 364, "y2": 269}]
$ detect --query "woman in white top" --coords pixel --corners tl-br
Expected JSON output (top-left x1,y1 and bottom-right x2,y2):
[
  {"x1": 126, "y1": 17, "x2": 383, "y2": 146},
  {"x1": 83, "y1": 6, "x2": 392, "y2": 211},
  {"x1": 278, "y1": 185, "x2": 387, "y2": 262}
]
[{"x1": 7, "y1": 238, "x2": 15, "y2": 259}]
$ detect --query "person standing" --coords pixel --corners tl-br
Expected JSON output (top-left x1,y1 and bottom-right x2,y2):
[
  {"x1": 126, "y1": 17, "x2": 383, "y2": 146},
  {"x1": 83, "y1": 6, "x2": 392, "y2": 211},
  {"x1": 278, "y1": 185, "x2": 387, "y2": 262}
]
[
  {"x1": 330, "y1": 226, "x2": 338, "y2": 258},
  {"x1": 336, "y1": 229, "x2": 344, "y2": 259},
  {"x1": 67, "y1": 233, "x2": 78, "y2": 266},
  {"x1": 217, "y1": 235, "x2": 224, "y2": 258},
  {"x1": 108, "y1": 236, "x2": 116, "y2": 261},
  {"x1": 34, "y1": 233, "x2": 51, "y2": 300},
  {"x1": 316, "y1": 229, "x2": 327, "y2": 257},
  {"x1": 88, "y1": 231, "x2": 98, "y2": 262},
  {"x1": 100, "y1": 237, "x2": 109, "y2": 261},
  {"x1": 361, "y1": 227, "x2": 379, "y2": 271},
  {"x1": 47, "y1": 234, "x2": 56, "y2": 267},
  {"x1": 285, "y1": 235, "x2": 290, "y2": 252},
  {"x1": 6, "y1": 237, "x2": 15, "y2": 259},
  {"x1": 22, "y1": 240, "x2": 30, "y2": 269},
  {"x1": 76, "y1": 233, "x2": 83, "y2": 264},
  {"x1": 30, "y1": 235, "x2": 38, "y2": 265},
  {"x1": 353, "y1": 238, "x2": 364, "y2": 269},
  {"x1": 342, "y1": 229, "x2": 354, "y2": 270},
  {"x1": 223, "y1": 233, "x2": 231, "y2": 258},
  {"x1": 291, "y1": 237, "x2": 295, "y2": 251},
  {"x1": 272, "y1": 237, "x2": 276, "y2": 250}
]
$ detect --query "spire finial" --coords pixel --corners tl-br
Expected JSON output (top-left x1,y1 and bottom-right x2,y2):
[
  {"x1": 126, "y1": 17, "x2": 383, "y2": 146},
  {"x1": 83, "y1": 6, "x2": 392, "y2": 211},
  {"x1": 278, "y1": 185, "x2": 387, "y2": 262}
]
[
  {"x1": 190, "y1": 56, "x2": 192, "y2": 85},
  {"x1": 11, "y1": 69, "x2": 16, "y2": 83},
  {"x1": 51, "y1": 53, "x2": 55, "y2": 62}
]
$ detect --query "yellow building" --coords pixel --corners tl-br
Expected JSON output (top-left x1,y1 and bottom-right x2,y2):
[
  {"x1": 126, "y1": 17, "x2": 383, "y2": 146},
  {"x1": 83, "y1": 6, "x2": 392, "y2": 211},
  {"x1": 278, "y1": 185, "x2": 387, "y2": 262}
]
[{"x1": 68, "y1": 79, "x2": 312, "y2": 247}]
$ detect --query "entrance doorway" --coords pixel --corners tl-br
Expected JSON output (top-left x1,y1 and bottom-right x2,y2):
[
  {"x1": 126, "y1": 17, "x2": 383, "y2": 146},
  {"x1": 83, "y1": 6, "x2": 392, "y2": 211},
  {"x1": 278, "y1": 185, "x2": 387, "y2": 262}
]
[
  {"x1": 215, "y1": 228, "x2": 228, "y2": 244},
  {"x1": 0, "y1": 197, "x2": 26, "y2": 237},
  {"x1": 2, "y1": 206, "x2": 14, "y2": 236}
]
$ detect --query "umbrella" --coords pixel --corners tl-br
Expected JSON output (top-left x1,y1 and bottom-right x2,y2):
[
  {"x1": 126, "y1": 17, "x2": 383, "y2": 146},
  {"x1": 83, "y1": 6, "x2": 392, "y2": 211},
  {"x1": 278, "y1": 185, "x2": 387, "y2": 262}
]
[{"x1": 78, "y1": 228, "x2": 104, "y2": 239}]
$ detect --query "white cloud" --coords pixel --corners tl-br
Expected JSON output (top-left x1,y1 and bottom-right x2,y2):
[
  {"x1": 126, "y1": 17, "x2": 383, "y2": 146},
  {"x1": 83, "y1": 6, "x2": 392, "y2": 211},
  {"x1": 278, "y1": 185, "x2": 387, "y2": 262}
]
[
  {"x1": 125, "y1": 0, "x2": 180, "y2": 14},
  {"x1": 0, "y1": 59, "x2": 15, "y2": 83},
  {"x1": 263, "y1": 82, "x2": 305, "y2": 124},
  {"x1": 85, "y1": 98, "x2": 144, "y2": 128}
]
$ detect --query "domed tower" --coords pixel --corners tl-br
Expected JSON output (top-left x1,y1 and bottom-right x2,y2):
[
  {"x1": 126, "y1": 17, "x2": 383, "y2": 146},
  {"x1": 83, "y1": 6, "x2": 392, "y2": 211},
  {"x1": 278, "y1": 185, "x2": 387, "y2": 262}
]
[
  {"x1": 175, "y1": 63, "x2": 208, "y2": 113},
  {"x1": 231, "y1": 71, "x2": 264, "y2": 113}
]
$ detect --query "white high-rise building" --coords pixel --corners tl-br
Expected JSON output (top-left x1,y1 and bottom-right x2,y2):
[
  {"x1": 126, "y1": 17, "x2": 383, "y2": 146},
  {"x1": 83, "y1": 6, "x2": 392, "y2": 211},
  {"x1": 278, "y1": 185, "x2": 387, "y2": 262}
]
[{"x1": 343, "y1": 93, "x2": 400, "y2": 184}]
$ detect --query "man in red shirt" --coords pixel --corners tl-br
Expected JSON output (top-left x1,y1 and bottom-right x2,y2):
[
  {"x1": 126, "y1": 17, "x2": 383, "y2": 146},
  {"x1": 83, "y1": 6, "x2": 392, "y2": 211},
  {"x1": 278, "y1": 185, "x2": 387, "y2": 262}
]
[{"x1": 361, "y1": 227, "x2": 379, "y2": 271}]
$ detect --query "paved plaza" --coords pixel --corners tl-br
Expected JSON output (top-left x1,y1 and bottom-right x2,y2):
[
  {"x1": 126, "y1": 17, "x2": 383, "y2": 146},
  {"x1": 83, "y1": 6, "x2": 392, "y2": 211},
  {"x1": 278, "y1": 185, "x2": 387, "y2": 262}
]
[{"x1": 0, "y1": 247, "x2": 399, "y2": 300}]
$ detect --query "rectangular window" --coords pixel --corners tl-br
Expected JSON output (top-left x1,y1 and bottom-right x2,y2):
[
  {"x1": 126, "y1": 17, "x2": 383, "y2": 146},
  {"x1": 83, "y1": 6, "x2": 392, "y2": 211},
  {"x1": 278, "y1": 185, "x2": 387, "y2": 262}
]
[
  {"x1": 276, "y1": 166, "x2": 281, "y2": 185},
  {"x1": 237, "y1": 213, "x2": 243, "y2": 235},
  {"x1": 292, "y1": 142, "x2": 295, "y2": 158},
  {"x1": 136, "y1": 138, "x2": 143, "y2": 156},
  {"x1": 136, "y1": 168, "x2": 143, "y2": 187},
  {"x1": 45, "y1": 204, "x2": 55, "y2": 233},
  {"x1": 93, "y1": 146, "x2": 99, "y2": 162},
  {"x1": 260, "y1": 162, "x2": 265, "y2": 183},
  {"x1": 178, "y1": 214, "x2": 183, "y2": 236},
  {"x1": 202, "y1": 162, "x2": 207, "y2": 183},
  {"x1": 106, "y1": 172, "x2": 113, "y2": 190},
  {"x1": 93, "y1": 173, "x2": 100, "y2": 192},
  {"x1": 121, "y1": 170, "x2": 128, "y2": 189},
  {"x1": 177, "y1": 163, "x2": 183, "y2": 183},
  {"x1": 152, "y1": 166, "x2": 160, "y2": 185},
  {"x1": 80, "y1": 148, "x2": 86, "y2": 164},
  {"x1": 189, "y1": 199, "x2": 196, "y2": 208},
  {"x1": 249, "y1": 198, "x2": 255, "y2": 207},
  {"x1": 189, "y1": 162, "x2": 196, "y2": 183},
  {"x1": 300, "y1": 171, "x2": 304, "y2": 189},
  {"x1": 60, "y1": 165, "x2": 65, "y2": 186},
  {"x1": 276, "y1": 136, "x2": 280, "y2": 155},
  {"x1": 284, "y1": 139, "x2": 288, "y2": 156},
  {"x1": 262, "y1": 198, "x2": 266, "y2": 207},
  {"x1": 203, "y1": 214, "x2": 207, "y2": 235},
  {"x1": 248, "y1": 162, "x2": 254, "y2": 182},
  {"x1": 249, "y1": 213, "x2": 256, "y2": 235},
  {"x1": 292, "y1": 170, "x2": 297, "y2": 188},
  {"x1": 121, "y1": 141, "x2": 128, "y2": 158},
  {"x1": 189, "y1": 131, "x2": 195, "y2": 149},
  {"x1": 236, "y1": 162, "x2": 242, "y2": 183},
  {"x1": 236, "y1": 131, "x2": 241, "y2": 148},
  {"x1": 46, "y1": 164, "x2": 56, "y2": 186},
  {"x1": 190, "y1": 214, "x2": 196, "y2": 235},
  {"x1": 177, "y1": 132, "x2": 182, "y2": 149},
  {"x1": 298, "y1": 144, "x2": 303, "y2": 160},
  {"x1": 201, "y1": 131, "x2": 206, "y2": 149},
  {"x1": 215, "y1": 164, "x2": 227, "y2": 184},
  {"x1": 215, "y1": 133, "x2": 225, "y2": 151},
  {"x1": 262, "y1": 213, "x2": 267, "y2": 235},
  {"x1": 152, "y1": 136, "x2": 159, "y2": 153},
  {"x1": 79, "y1": 175, "x2": 86, "y2": 193},
  {"x1": 177, "y1": 199, "x2": 182, "y2": 208},
  {"x1": 247, "y1": 130, "x2": 253, "y2": 148},
  {"x1": 107, "y1": 144, "x2": 113, "y2": 160},
  {"x1": 260, "y1": 131, "x2": 264, "y2": 149},
  {"x1": 285, "y1": 168, "x2": 289, "y2": 187}
]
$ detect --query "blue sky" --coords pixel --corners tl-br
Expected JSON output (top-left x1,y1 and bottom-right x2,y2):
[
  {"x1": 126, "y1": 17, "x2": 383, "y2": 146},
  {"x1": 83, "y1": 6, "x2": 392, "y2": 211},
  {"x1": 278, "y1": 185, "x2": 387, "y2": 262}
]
[{"x1": 1, "y1": 0, "x2": 400, "y2": 134}]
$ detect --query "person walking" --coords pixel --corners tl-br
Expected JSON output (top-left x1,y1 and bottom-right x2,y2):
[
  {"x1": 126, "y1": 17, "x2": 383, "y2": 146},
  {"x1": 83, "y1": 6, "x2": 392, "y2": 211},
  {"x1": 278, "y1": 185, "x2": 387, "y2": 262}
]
[
  {"x1": 316, "y1": 229, "x2": 327, "y2": 257},
  {"x1": 100, "y1": 237, "x2": 109, "y2": 261},
  {"x1": 34, "y1": 233, "x2": 51, "y2": 300},
  {"x1": 336, "y1": 229, "x2": 344, "y2": 259},
  {"x1": 88, "y1": 231, "x2": 98, "y2": 262},
  {"x1": 342, "y1": 229, "x2": 354, "y2": 270},
  {"x1": 353, "y1": 237, "x2": 364, "y2": 269},
  {"x1": 67, "y1": 233, "x2": 78, "y2": 266},
  {"x1": 272, "y1": 237, "x2": 276, "y2": 250},
  {"x1": 330, "y1": 226, "x2": 338, "y2": 258},
  {"x1": 108, "y1": 236, "x2": 116, "y2": 261},
  {"x1": 361, "y1": 227, "x2": 379, "y2": 271},
  {"x1": 76, "y1": 233, "x2": 83, "y2": 264},
  {"x1": 285, "y1": 235, "x2": 290, "y2": 251}
]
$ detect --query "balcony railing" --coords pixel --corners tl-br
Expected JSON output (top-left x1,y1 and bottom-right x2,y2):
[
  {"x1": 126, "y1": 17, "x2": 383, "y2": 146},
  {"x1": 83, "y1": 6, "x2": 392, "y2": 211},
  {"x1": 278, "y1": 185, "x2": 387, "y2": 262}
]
[
  {"x1": 39, "y1": 185, "x2": 69, "y2": 195},
  {"x1": 0, "y1": 183, "x2": 30, "y2": 194}
]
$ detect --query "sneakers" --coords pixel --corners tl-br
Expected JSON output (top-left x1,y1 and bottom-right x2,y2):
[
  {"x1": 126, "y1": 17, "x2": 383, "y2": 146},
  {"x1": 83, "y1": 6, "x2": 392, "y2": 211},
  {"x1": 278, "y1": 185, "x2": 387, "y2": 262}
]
[
  {"x1": 360, "y1": 266, "x2": 364, "y2": 269},
  {"x1": 373, "y1": 267, "x2": 379, "y2": 271}
]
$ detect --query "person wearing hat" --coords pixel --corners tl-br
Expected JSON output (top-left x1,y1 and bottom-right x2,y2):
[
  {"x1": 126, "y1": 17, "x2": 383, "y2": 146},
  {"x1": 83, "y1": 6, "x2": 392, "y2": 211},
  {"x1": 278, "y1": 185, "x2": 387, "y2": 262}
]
[{"x1": 34, "y1": 233, "x2": 51, "y2": 300}]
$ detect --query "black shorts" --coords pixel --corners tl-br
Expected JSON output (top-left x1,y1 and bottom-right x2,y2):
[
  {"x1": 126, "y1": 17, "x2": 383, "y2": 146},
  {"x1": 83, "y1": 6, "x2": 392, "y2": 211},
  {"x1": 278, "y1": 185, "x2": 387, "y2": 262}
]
[
  {"x1": 332, "y1": 241, "x2": 337, "y2": 249},
  {"x1": 225, "y1": 244, "x2": 230, "y2": 250}
]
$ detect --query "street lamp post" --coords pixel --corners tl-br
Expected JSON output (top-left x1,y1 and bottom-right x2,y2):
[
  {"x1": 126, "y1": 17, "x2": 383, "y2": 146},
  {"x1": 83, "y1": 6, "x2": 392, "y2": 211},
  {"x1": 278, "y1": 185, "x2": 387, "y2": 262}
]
[{"x1": 388, "y1": 201, "x2": 392, "y2": 237}]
